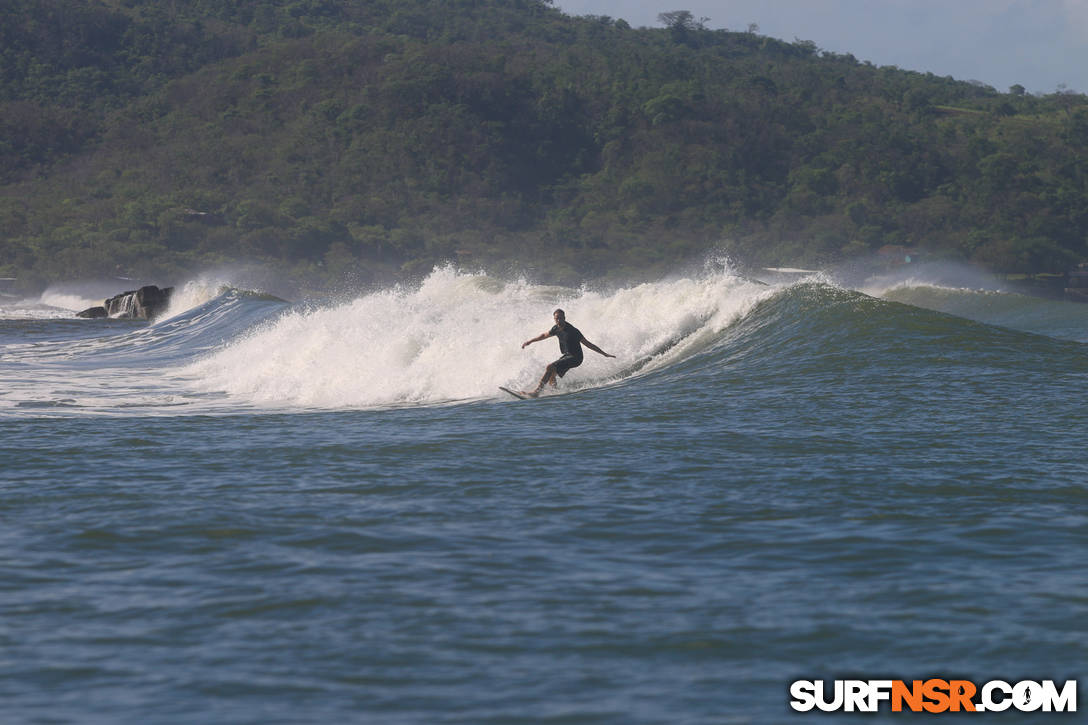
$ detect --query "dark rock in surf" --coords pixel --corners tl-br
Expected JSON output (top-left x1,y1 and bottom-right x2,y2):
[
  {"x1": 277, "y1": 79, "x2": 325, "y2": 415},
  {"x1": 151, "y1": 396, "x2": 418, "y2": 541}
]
[
  {"x1": 76, "y1": 306, "x2": 108, "y2": 318},
  {"x1": 76, "y1": 285, "x2": 174, "y2": 321}
]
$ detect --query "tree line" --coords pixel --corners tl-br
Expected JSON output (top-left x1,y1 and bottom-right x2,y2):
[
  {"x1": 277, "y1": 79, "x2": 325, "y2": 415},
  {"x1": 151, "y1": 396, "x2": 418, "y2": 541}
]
[{"x1": 2, "y1": 0, "x2": 1087, "y2": 291}]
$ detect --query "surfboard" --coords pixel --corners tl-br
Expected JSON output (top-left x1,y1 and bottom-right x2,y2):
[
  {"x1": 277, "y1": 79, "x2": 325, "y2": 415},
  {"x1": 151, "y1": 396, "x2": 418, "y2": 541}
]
[{"x1": 499, "y1": 386, "x2": 535, "y2": 400}]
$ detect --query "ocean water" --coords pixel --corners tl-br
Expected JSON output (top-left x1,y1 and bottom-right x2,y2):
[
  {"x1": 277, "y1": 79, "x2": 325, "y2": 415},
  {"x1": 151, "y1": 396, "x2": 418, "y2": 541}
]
[{"x1": 1, "y1": 264, "x2": 1085, "y2": 723}]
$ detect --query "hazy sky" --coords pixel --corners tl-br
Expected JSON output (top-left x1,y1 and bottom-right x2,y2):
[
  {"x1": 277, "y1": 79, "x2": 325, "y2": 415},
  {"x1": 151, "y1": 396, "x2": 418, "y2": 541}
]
[{"x1": 555, "y1": 0, "x2": 1088, "y2": 94}]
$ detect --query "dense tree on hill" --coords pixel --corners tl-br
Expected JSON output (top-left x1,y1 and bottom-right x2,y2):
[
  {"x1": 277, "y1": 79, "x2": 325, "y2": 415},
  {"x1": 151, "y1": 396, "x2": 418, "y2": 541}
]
[{"x1": 1, "y1": 0, "x2": 1087, "y2": 290}]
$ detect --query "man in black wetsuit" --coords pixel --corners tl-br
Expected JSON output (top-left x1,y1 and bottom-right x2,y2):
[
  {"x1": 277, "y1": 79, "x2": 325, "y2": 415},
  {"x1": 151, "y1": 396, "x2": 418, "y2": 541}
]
[{"x1": 521, "y1": 308, "x2": 615, "y2": 397}]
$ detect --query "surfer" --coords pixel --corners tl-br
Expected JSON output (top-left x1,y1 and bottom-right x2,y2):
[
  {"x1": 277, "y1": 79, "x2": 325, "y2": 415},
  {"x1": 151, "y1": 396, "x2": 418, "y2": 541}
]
[{"x1": 521, "y1": 309, "x2": 615, "y2": 397}]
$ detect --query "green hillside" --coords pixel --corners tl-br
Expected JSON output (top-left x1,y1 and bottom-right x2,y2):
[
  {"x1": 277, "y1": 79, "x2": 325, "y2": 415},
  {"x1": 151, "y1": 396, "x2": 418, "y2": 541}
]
[{"x1": 3, "y1": 0, "x2": 1088, "y2": 290}]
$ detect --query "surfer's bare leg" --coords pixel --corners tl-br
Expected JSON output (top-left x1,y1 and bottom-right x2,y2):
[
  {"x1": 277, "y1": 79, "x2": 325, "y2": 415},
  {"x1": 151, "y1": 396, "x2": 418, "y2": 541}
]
[{"x1": 531, "y1": 364, "x2": 557, "y2": 396}]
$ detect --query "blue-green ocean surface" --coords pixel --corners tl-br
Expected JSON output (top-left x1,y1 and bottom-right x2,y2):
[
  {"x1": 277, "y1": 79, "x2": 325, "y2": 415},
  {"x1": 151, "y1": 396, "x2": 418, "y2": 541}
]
[{"x1": 1, "y1": 266, "x2": 1085, "y2": 723}]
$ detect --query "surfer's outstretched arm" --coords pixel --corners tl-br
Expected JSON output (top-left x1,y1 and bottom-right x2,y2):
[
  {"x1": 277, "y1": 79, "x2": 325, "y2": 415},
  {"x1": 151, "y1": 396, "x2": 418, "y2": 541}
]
[
  {"x1": 522, "y1": 332, "x2": 550, "y2": 348},
  {"x1": 582, "y1": 338, "x2": 615, "y2": 358}
]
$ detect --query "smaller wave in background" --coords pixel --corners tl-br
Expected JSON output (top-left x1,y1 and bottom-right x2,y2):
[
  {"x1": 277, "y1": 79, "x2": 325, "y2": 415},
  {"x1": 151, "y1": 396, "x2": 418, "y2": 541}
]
[
  {"x1": 0, "y1": 279, "x2": 130, "y2": 320},
  {"x1": 0, "y1": 275, "x2": 289, "y2": 416},
  {"x1": 859, "y1": 264, "x2": 1088, "y2": 343},
  {"x1": 0, "y1": 273, "x2": 276, "y2": 322}
]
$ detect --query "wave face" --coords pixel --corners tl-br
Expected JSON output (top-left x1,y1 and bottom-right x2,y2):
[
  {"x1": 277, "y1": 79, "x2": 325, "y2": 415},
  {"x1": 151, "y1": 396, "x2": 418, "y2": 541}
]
[{"x1": 4, "y1": 263, "x2": 1088, "y2": 416}]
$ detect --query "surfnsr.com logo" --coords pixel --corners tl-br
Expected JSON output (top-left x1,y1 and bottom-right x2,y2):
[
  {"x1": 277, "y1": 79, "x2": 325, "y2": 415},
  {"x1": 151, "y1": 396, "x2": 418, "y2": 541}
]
[{"x1": 790, "y1": 679, "x2": 1077, "y2": 713}]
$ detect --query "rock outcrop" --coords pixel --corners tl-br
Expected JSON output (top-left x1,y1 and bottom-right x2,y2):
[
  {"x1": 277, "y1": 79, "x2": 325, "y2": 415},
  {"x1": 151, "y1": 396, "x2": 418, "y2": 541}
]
[
  {"x1": 77, "y1": 285, "x2": 174, "y2": 321},
  {"x1": 76, "y1": 306, "x2": 108, "y2": 318}
]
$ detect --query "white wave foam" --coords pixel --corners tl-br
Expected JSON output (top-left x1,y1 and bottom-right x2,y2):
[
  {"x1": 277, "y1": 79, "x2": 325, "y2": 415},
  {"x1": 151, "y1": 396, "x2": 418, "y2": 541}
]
[
  {"x1": 157, "y1": 276, "x2": 235, "y2": 321},
  {"x1": 37, "y1": 291, "x2": 102, "y2": 312},
  {"x1": 185, "y1": 264, "x2": 775, "y2": 408},
  {"x1": 0, "y1": 301, "x2": 75, "y2": 320},
  {"x1": 859, "y1": 276, "x2": 969, "y2": 298}
]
